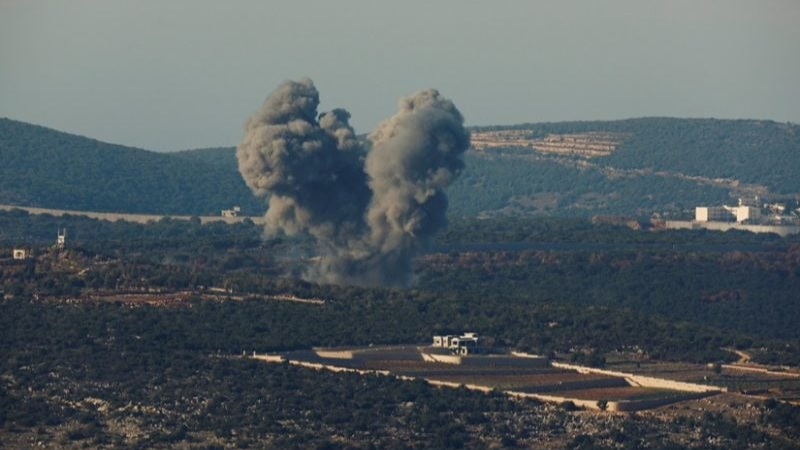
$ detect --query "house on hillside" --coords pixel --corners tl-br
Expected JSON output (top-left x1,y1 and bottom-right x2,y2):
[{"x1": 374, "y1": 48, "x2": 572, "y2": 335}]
[
  {"x1": 432, "y1": 332, "x2": 486, "y2": 355},
  {"x1": 222, "y1": 206, "x2": 241, "y2": 217}
]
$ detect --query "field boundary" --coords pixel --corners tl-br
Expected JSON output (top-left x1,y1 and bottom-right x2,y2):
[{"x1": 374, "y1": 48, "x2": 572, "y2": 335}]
[
  {"x1": 251, "y1": 352, "x2": 721, "y2": 412},
  {"x1": 552, "y1": 362, "x2": 727, "y2": 393}
]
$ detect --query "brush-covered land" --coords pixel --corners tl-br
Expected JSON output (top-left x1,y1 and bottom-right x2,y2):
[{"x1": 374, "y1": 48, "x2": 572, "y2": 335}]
[
  {"x1": 2, "y1": 117, "x2": 799, "y2": 217},
  {"x1": 3, "y1": 210, "x2": 800, "y2": 449},
  {"x1": 2, "y1": 116, "x2": 800, "y2": 448}
]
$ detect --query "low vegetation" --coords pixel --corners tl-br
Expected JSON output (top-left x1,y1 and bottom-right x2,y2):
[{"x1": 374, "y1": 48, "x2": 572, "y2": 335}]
[{"x1": 2, "y1": 210, "x2": 800, "y2": 448}]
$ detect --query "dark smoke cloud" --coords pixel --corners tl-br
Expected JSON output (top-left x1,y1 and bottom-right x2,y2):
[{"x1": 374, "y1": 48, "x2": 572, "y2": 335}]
[{"x1": 237, "y1": 78, "x2": 469, "y2": 287}]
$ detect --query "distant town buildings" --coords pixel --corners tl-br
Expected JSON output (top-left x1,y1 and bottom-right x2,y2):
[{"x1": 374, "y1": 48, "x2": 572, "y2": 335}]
[
  {"x1": 694, "y1": 198, "x2": 791, "y2": 225},
  {"x1": 669, "y1": 198, "x2": 800, "y2": 236},
  {"x1": 12, "y1": 249, "x2": 29, "y2": 260},
  {"x1": 695, "y1": 204, "x2": 761, "y2": 224}
]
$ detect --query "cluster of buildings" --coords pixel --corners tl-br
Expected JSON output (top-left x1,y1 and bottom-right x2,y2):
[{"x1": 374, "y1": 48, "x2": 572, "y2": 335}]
[
  {"x1": 8, "y1": 228, "x2": 67, "y2": 261},
  {"x1": 667, "y1": 198, "x2": 800, "y2": 236},
  {"x1": 432, "y1": 332, "x2": 485, "y2": 355},
  {"x1": 695, "y1": 198, "x2": 796, "y2": 225},
  {"x1": 221, "y1": 206, "x2": 241, "y2": 218}
]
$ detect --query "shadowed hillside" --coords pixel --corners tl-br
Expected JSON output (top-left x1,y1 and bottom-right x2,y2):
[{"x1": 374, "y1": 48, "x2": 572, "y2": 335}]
[{"x1": 0, "y1": 118, "x2": 263, "y2": 215}]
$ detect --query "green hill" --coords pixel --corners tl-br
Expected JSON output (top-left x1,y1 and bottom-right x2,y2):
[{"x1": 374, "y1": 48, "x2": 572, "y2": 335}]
[
  {"x1": 598, "y1": 118, "x2": 800, "y2": 194},
  {"x1": 446, "y1": 153, "x2": 733, "y2": 218},
  {"x1": 475, "y1": 117, "x2": 800, "y2": 193},
  {"x1": 1, "y1": 117, "x2": 798, "y2": 218},
  {"x1": 0, "y1": 118, "x2": 263, "y2": 215},
  {"x1": 173, "y1": 146, "x2": 238, "y2": 170},
  {"x1": 456, "y1": 117, "x2": 800, "y2": 217}
]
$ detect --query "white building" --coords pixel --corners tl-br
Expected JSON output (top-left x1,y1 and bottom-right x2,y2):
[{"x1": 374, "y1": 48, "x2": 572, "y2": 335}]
[
  {"x1": 56, "y1": 228, "x2": 66, "y2": 249},
  {"x1": 695, "y1": 207, "x2": 734, "y2": 222},
  {"x1": 12, "y1": 249, "x2": 29, "y2": 260},
  {"x1": 696, "y1": 201, "x2": 761, "y2": 224},
  {"x1": 221, "y1": 206, "x2": 241, "y2": 217},
  {"x1": 432, "y1": 332, "x2": 485, "y2": 355},
  {"x1": 730, "y1": 205, "x2": 761, "y2": 223}
]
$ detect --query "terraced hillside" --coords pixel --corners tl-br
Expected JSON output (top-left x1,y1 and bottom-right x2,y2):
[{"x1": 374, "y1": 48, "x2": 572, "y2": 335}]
[
  {"x1": 471, "y1": 130, "x2": 626, "y2": 157},
  {"x1": 451, "y1": 118, "x2": 800, "y2": 217}
]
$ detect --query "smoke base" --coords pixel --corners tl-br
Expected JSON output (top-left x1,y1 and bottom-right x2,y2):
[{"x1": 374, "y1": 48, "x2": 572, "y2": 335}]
[{"x1": 237, "y1": 78, "x2": 469, "y2": 287}]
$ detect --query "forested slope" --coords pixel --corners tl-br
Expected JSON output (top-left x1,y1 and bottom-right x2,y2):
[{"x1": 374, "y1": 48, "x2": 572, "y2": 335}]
[
  {"x1": 445, "y1": 153, "x2": 732, "y2": 217},
  {"x1": 598, "y1": 118, "x2": 800, "y2": 194},
  {"x1": 473, "y1": 117, "x2": 800, "y2": 194},
  {"x1": 462, "y1": 118, "x2": 800, "y2": 217},
  {"x1": 2, "y1": 117, "x2": 798, "y2": 218},
  {"x1": 0, "y1": 118, "x2": 263, "y2": 215}
]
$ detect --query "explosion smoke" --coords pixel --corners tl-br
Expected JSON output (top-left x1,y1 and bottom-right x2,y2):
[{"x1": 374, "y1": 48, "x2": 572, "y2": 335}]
[{"x1": 237, "y1": 78, "x2": 469, "y2": 287}]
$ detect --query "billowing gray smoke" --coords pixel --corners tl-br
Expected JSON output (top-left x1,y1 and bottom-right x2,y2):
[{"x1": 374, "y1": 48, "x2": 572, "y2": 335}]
[{"x1": 237, "y1": 78, "x2": 469, "y2": 287}]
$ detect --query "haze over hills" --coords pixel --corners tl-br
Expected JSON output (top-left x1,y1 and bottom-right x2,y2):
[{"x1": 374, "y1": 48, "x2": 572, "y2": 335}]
[{"x1": 1, "y1": 117, "x2": 798, "y2": 218}]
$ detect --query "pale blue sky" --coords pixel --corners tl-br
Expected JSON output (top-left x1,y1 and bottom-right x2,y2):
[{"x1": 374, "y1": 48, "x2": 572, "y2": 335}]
[{"x1": 1, "y1": 1, "x2": 798, "y2": 151}]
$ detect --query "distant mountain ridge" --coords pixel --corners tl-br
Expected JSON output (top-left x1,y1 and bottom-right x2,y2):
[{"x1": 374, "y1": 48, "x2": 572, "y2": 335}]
[
  {"x1": 1, "y1": 117, "x2": 798, "y2": 218},
  {"x1": 0, "y1": 118, "x2": 263, "y2": 216}
]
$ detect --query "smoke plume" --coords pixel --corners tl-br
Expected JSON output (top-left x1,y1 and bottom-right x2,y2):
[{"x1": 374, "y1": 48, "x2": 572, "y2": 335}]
[{"x1": 237, "y1": 78, "x2": 469, "y2": 287}]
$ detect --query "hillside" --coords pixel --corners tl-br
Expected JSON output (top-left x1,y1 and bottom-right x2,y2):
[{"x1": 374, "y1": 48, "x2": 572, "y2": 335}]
[
  {"x1": 0, "y1": 118, "x2": 263, "y2": 215},
  {"x1": 455, "y1": 118, "x2": 800, "y2": 217},
  {"x1": 473, "y1": 118, "x2": 800, "y2": 191},
  {"x1": 446, "y1": 153, "x2": 732, "y2": 217},
  {"x1": 1, "y1": 117, "x2": 798, "y2": 218},
  {"x1": 173, "y1": 146, "x2": 238, "y2": 170}
]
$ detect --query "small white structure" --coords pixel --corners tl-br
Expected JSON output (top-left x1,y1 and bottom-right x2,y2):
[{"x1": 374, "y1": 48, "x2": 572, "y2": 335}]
[
  {"x1": 432, "y1": 332, "x2": 485, "y2": 355},
  {"x1": 221, "y1": 206, "x2": 241, "y2": 217},
  {"x1": 56, "y1": 228, "x2": 66, "y2": 249},
  {"x1": 766, "y1": 203, "x2": 786, "y2": 214},
  {"x1": 12, "y1": 249, "x2": 29, "y2": 260}
]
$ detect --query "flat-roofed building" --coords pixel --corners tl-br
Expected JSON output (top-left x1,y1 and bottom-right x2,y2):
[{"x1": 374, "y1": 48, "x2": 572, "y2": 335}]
[
  {"x1": 696, "y1": 206, "x2": 734, "y2": 222},
  {"x1": 730, "y1": 205, "x2": 761, "y2": 223}
]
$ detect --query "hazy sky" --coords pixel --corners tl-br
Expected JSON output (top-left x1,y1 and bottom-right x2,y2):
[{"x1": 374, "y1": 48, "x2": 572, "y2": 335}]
[{"x1": 1, "y1": 1, "x2": 799, "y2": 151}]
